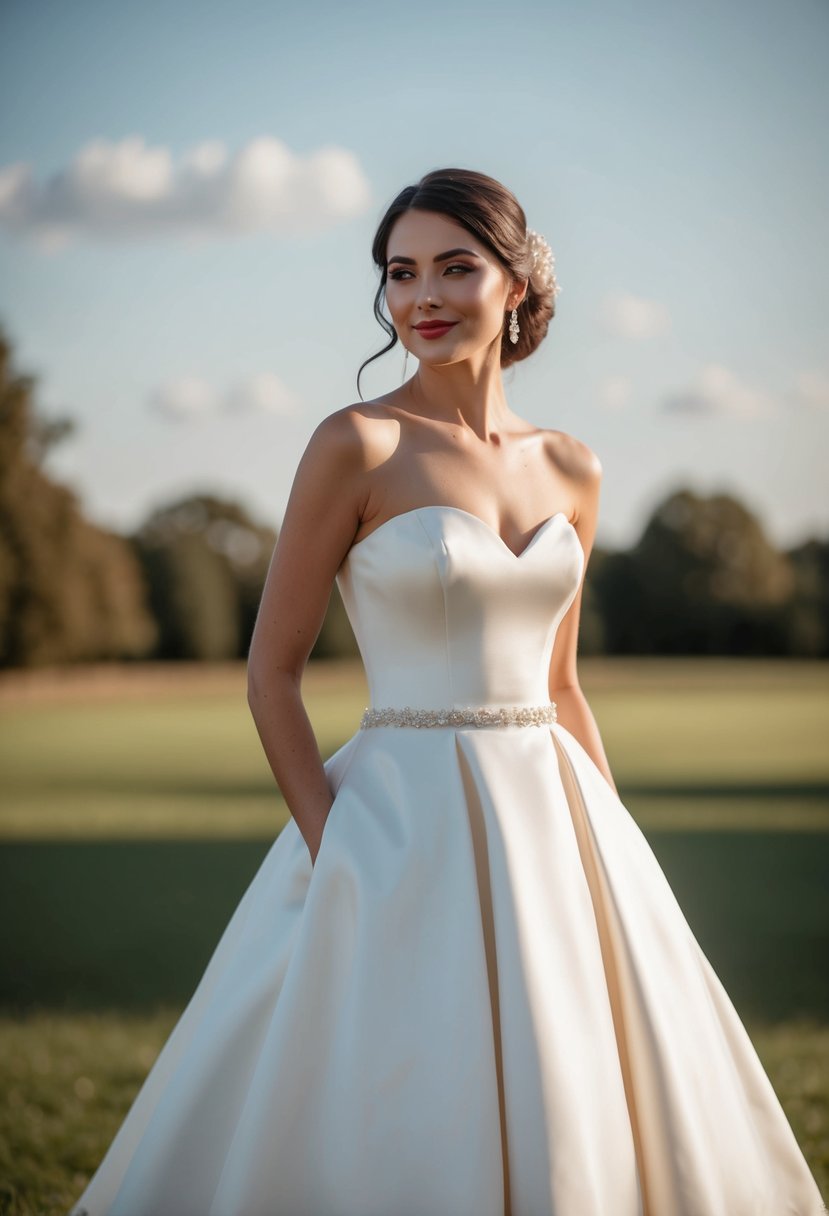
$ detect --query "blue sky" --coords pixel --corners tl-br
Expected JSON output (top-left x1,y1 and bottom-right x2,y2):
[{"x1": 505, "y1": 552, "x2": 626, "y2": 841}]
[{"x1": 1, "y1": 0, "x2": 827, "y2": 550}]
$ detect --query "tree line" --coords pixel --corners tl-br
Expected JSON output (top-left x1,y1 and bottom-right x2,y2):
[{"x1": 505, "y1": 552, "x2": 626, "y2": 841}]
[{"x1": 1, "y1": 329, "x2": 826, "y2": 669}]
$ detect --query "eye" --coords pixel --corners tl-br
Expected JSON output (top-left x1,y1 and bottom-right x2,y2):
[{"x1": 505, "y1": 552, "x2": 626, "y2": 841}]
[{"x1": 387, "y1": 263, "x2": 473, "y2": 281}]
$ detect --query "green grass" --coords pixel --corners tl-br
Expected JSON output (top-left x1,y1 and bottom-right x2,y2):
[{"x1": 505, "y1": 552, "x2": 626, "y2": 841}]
[
  {"x1": 0, "y1": 656, "x2": 827, "y2": 1212},
  {"x1": 0, "y1": 661, "x2": 369, "y2": 840}
]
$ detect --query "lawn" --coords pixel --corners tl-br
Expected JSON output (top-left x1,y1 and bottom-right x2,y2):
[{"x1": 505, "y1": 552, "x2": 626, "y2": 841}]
[{"x1": 0, "y1": 656, "x2": 827, "y2": 1213}]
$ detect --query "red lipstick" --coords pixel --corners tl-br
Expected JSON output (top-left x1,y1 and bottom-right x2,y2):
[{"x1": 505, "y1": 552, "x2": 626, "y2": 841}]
[{"x1": 413, "y1": 321, "x2": 458, "y2": 340}]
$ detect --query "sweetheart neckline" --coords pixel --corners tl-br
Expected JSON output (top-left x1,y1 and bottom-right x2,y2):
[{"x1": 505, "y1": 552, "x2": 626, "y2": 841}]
[{"x1": 346, "y1": 504, "x2": 579, "y2": 562}]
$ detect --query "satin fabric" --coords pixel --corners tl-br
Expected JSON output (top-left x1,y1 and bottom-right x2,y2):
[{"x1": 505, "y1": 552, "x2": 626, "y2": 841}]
[{"x1": 70, "y1": 505, "x2": 826, "y2": 1215}]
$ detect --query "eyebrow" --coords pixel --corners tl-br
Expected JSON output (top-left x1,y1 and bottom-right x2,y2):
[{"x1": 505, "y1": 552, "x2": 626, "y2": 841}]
[{"x1": 387, "y1": 247, "x2": 482, "y2": 267}]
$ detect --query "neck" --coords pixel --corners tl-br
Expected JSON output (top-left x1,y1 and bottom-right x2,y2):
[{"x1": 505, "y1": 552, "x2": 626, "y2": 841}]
[{"x1": 406, "y1": 347, "x2": 513, "y2": 442}]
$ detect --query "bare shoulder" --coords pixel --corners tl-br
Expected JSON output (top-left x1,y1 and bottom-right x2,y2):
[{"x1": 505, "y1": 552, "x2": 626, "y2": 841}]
[
  {"x1": 302, "y1": 402, "x2": 377, "y2": 475},
  {"x1": 283, "y1": 398, "x2": 403, "y2": 546},
  {"x1": 541, "y1": 426, "x2": 602, "y2": 483},
  {"x1": 540, "y1": 427, "x2": 602, "y2": 534},
  {"x1": 308, "y1": 399, "x2": 402, "y2": 474}
]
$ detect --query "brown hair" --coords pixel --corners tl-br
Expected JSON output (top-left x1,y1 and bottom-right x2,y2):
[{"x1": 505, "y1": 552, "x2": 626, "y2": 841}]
[{"x1": 356, "y1": 167, "x2": 557, "y2": 398}]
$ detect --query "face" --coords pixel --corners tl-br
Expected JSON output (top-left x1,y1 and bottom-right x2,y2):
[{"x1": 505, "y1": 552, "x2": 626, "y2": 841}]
[{"x1": 384, "y1": 209, "x2": 525, "y2": 365}]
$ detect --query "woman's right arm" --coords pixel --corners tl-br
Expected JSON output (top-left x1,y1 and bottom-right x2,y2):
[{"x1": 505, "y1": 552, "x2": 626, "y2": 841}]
[{"x1": 246, "y1": 407, "x2": 370, "y2": 866}]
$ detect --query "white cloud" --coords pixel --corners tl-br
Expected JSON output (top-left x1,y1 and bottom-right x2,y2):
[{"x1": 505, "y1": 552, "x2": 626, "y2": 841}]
[
  {"x1": 791, "y1": 370, "x2": 829, "y2": 411},
  {"x1": 0, "y1": 134, "x2": 372, "y2": 250},
  {"x1": 149, "y1": 371, "x2": 300, "y2": 422},
  {"x1": 599, "y1": 292, "x2": 671, "y2": 339},
  {"x1": 599, "y1": 374, "x2": 633, "y2": 410},
  {"x1": 150, "y1": 376, "x2": 218, "y2": 421},
  {"x1": 224, "y1": 372, "x2": 300, "y2": 416},
  {"x1": 663, "y1": 363, "x2": 775, "y2": 418}
]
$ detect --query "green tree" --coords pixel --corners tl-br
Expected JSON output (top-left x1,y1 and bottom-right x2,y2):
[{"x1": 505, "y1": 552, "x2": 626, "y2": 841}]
[
  {"x1": 785, "y1": 538, "x2": 829, "y2": 657},
  {"x1": 0, "y1": 327, "x2": 157, "y2": 668},
  {"x1": 595, "y1": 489, "x2": 798, "y2": 655},
  {"x1": 132, "y1": 494, "x2": 274, "y2": 660}
]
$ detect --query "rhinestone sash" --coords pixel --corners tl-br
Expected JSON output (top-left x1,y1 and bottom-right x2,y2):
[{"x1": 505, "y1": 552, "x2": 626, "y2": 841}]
[{"x1": 359, "y1": 702, "x2": 558, "y2": 729}]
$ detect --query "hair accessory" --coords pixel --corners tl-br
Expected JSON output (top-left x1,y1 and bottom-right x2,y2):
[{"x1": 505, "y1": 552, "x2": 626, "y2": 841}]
[{"x1": 526, "y1": 228, "x2": 560, "y2": 298}]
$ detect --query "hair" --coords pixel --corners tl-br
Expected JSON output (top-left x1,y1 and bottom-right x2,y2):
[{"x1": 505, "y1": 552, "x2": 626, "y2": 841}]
[{"x1": 356, "y1": 167, "x2": 557, "y2": 399}]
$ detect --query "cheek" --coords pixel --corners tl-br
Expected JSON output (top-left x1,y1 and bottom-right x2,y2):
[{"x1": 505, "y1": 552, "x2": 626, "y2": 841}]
[
  {"x1": 385, "y1": 285, "x2": 405, "y2": 321},
  {"x1": 462, "y1": 275, "x2": 506, "y2": 314},
  {"x1": 481, "y1": 277, "x2": 508, "y2": 308}
]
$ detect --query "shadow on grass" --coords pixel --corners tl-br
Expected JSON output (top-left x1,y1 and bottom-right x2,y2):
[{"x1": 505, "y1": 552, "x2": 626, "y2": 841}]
[{"x1": 1, "y1": 832, "x2": 827, "y2": 1023}]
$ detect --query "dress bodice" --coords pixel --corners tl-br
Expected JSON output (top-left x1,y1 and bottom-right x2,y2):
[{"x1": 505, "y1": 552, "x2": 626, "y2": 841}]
[{"x1": 335, "y1": 505, "x2": 584, "y2": 709}]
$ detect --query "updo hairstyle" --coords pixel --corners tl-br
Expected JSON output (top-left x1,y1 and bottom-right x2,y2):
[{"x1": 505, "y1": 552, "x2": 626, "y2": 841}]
[{"x1": 356, "y1": 167, "x2": 557, "y2": 399}]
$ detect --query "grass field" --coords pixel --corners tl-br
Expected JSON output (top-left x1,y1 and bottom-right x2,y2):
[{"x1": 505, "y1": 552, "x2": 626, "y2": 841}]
[{"x1": 0, "y1": 656, "x2": 827, "y2": 1213}]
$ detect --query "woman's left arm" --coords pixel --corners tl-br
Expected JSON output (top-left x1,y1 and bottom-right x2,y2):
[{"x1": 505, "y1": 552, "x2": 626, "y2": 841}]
[{"x1": 546, "y1": 440, "x2": 619, "y2": 796}]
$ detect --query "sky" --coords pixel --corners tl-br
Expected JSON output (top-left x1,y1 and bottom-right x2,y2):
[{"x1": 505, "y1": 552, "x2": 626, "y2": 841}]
[{"x1": 1, "y1": 0, "x2": 827, "y2": 551}]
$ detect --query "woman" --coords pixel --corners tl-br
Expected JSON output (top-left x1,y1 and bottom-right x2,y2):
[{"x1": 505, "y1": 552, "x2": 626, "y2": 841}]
[{"x1": 70, "y1": 168, "x2": 826, "y2": 1215}]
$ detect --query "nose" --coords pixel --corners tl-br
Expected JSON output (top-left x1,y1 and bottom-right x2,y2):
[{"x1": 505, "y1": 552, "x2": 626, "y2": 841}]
[{"x1": 416, "y1": 282, "x2": 440, "y2": 310}]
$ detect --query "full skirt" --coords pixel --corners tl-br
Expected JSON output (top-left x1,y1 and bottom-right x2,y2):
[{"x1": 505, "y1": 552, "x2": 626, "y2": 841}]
[{"x1": 70, "y1": 722, "x2": 826, "y2": 1216}]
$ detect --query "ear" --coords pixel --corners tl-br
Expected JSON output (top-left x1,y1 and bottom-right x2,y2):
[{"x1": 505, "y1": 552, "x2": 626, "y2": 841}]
[{"x1": 508, "y1": 276, "x2": 529, "y2": 310}]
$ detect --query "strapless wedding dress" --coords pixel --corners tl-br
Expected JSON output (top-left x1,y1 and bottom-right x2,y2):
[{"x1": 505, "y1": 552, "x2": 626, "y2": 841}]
[{"x1": 70, "y1": 505, "x2": 826, "y2": 1215}]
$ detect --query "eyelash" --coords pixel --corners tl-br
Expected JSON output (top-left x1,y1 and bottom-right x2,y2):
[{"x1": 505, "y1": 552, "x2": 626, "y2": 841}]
[{"x1": 388, "y1": 264, "x2": 472, "y2": 281}]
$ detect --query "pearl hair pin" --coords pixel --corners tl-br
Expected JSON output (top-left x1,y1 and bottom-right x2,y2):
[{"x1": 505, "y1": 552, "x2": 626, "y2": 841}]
[{"x1": 526, "y1": 228, "x2": 560, "y2": 299}]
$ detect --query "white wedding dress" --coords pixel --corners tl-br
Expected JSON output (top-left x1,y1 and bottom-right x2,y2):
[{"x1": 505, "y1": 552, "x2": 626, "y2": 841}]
[{"x1": 70, "y1": 505, "x2": 826, "y2": 1216}]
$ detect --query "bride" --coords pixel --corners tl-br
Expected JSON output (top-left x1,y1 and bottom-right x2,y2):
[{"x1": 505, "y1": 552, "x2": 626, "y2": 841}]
[{"x1": 70, "y1": 167, "x2": 826, "y2": 1215}]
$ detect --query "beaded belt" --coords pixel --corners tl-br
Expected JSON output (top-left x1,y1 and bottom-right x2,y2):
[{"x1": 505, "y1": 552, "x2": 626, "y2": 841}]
[{"x1": 359, "y1": 702, "x2": 557, "y2": 729}]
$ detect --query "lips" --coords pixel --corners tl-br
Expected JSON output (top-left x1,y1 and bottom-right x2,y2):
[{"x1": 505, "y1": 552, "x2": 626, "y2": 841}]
[{"x1": 413, "y1": 322, "x2": 459, "y2": 344}]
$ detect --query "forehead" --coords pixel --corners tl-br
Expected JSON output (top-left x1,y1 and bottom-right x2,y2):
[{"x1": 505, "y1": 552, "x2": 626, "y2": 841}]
[{"x1": 387, "y1": 209, "x2": 489, "y2": 258}]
